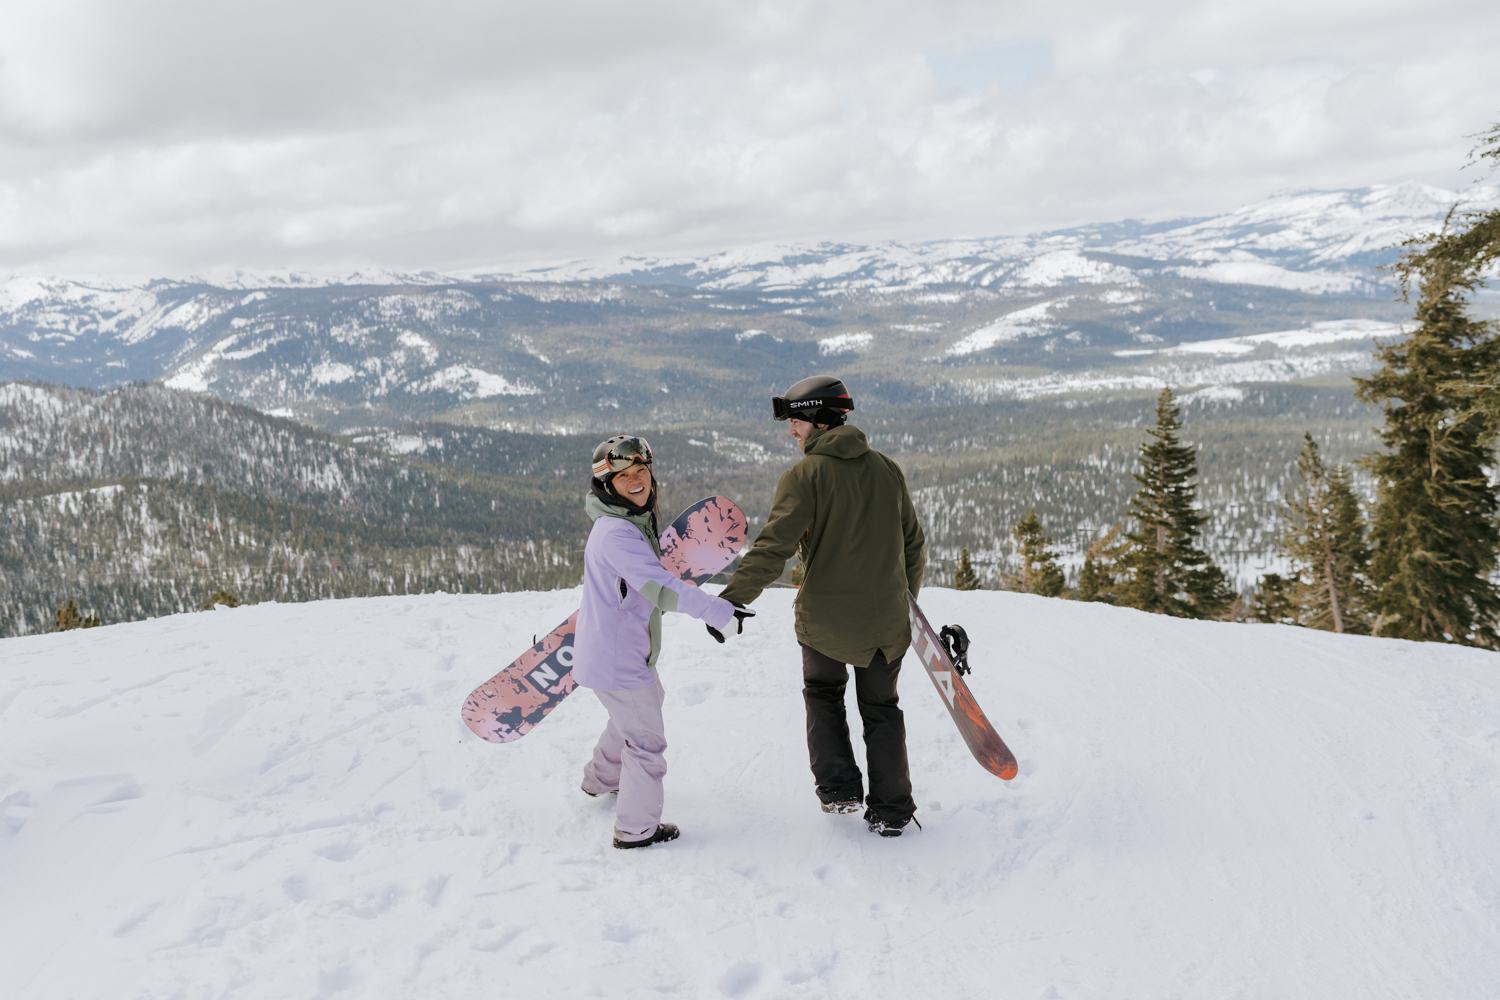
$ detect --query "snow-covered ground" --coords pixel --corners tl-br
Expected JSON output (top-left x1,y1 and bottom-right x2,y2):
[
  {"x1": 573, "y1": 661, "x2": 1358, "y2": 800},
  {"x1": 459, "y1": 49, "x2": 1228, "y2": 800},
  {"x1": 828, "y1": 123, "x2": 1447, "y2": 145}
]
[{"x1": 3, "y1": 589, "x2": 1498, "y2": 999}]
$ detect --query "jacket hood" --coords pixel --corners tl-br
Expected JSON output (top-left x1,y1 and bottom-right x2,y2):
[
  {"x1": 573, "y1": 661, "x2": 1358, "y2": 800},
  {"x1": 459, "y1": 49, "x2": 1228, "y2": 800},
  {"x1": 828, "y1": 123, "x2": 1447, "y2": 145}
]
[
  {"x1": 803, "y1": 423, "x2": 870, "y2": 460},
  {"x1": 584, "y1": 491, "x2": 660, "y2": 554},
  {"x1": 587, "y1": 476, "x2": 657, "y2": 525}
]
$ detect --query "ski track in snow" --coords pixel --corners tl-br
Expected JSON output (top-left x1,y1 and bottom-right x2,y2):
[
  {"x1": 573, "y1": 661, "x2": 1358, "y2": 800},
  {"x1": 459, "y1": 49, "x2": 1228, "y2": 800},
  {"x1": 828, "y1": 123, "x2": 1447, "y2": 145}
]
[{"x1": 2, "y1": 589, "x2": 1498, "y2": 999}]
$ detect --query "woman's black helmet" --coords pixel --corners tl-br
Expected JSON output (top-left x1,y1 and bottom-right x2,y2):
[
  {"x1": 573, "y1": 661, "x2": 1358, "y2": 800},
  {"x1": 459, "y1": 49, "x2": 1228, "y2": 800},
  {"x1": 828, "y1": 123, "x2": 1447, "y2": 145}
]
[
  {"x1": 771, "y1": 375, "x2": 854, "y2": 426},
  {"x1": 591, "y1": 433, "x2": 654, "y2": 483}
]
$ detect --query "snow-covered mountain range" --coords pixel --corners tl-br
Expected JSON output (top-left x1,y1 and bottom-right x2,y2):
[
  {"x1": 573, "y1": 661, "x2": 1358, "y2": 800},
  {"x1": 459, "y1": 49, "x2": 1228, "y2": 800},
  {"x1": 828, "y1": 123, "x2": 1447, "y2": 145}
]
[
  {"x1": 0, "y1": 182, "x2": 1490, "y2": 427},
  {"x1": 485, "y1": 182, "x2": 1498, "y2": 293}
]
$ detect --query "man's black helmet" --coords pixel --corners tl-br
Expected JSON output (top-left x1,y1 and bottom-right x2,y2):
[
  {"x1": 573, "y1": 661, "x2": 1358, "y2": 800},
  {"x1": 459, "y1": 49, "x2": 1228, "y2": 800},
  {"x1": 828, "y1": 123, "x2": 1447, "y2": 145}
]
[
  {"x1": 771, "y1": 375, "x2": 854, "y2": 425},
  {"x1": 591, "y1": 433, "x2": 654, "y2": 482}
]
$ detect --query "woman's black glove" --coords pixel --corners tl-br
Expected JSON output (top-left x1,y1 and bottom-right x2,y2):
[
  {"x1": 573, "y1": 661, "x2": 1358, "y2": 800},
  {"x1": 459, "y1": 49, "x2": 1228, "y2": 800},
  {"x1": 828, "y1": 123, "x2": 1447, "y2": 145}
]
[{"x1": 707, "y1": 606, "x2": 755, "y2": 644}]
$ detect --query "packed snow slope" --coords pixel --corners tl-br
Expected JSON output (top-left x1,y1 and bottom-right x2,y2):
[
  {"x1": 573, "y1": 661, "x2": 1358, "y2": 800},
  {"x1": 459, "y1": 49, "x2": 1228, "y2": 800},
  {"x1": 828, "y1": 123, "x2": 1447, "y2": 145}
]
[{"x1": 2, "y1": 588, "x2": 1497, "y2": 999}]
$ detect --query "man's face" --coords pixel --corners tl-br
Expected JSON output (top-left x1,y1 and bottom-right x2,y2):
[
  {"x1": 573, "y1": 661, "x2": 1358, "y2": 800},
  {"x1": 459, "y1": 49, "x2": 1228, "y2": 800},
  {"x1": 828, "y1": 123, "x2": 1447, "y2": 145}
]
[{"x1": 788, "y1": 418, "x2": 820, "y2": 445}]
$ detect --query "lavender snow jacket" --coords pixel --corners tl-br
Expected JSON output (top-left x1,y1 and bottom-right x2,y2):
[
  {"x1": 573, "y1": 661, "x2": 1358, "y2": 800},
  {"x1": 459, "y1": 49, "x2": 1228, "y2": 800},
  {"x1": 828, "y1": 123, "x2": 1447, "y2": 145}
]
[{"x1": 572, "y1": 493, "x2": 736, "y2": 691}]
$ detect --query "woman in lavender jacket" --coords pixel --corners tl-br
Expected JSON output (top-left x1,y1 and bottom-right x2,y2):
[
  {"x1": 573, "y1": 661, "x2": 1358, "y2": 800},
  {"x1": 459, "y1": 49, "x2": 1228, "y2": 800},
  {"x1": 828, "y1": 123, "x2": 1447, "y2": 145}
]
[{"x1": 574, "y1": 434, "x2": 747, "y2": 849}]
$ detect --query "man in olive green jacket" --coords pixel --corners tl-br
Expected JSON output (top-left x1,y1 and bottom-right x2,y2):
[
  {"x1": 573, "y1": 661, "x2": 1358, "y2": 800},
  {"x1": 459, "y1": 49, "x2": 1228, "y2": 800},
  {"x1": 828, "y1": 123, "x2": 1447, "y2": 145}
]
[{"x1": 720, "y1": 375, "x2": 925, "y2": 836}]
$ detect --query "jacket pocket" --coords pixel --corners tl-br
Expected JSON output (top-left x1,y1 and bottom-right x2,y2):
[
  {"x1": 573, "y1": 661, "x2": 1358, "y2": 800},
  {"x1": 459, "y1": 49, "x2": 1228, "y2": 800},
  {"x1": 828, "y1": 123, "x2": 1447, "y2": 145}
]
[{"x1": 618, "y1": 577, "x2": 628, "y2": 605}]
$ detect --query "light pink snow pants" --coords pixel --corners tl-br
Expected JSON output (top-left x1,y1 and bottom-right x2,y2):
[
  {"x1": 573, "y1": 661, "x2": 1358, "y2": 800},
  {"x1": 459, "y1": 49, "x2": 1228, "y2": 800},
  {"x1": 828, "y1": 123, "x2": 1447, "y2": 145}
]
[{"x1": 582, "y1": 678, "x2": 667, "y2": 842}]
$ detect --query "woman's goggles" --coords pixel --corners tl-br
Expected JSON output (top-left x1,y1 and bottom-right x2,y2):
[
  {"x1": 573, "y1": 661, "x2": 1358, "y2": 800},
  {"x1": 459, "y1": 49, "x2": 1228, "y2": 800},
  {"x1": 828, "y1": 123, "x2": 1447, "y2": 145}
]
[{"x1": 592, "y1": 436, "x2": 654, "y2": 478}]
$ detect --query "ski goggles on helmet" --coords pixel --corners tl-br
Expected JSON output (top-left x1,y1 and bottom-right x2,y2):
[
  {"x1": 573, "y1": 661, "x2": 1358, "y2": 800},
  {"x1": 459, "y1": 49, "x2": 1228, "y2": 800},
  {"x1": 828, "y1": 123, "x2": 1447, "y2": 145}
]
[
  {"x1": 771, "y1": 393, "x2": 854, "y2": 421},
  {"x1": 591, "y1": 435, "x2": 654, "y2": 479}
]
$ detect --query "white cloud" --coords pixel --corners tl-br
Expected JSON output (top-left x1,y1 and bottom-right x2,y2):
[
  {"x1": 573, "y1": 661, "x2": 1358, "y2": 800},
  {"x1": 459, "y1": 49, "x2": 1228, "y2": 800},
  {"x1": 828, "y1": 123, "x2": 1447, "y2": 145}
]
[{"x1": 0, "y1": 1, "x2": 1496, "y2": 274}]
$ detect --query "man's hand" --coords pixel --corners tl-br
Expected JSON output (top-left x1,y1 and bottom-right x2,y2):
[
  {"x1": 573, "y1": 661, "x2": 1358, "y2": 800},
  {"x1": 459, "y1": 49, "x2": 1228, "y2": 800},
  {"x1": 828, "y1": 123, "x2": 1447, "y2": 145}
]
[{"x1": 707, "y1": 607, "x2": 756, "y2": 643}]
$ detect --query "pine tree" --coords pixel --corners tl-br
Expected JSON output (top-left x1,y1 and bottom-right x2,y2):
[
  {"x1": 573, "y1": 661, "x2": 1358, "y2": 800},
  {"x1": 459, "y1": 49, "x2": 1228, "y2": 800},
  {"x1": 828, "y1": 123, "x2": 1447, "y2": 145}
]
[
  {"x1": 1249, "y1": 573, "x2": 1299, "y2": 625},
  {"x1": 1118, "y1": 388, "x2": 1233, "y2": 618},
  {"x1": 1353, "y1": 255, "x2": 1500, "y2": 647},
  {"x1": 202, "y1": 589, "x2": 242, "y2": 610},
  {"x1": 1422, "y1": 126, "x2": 1500, "y2": 451},
  {"x1": 1076, "y1": 523, "x2": 1126, "y2": 604},
  {"x1": 1076, "y1": 552, "x2": 1104, "y2": 603},
  {"x1": 953, "y1": 548, "x2": 981, "y2": 591},
  {"x1": 50, "y1": 600, "x2": 102, "y2": 632},
  {"x1": 1008, "y1": 511, "x2": 1066, "y2": 597},
  {"x1": 1393, "y1": 121, "x2": 1500, "y2": 324},
  {"x1": 1279, "y1": 434, "x2": 1372, "y2": 633}
]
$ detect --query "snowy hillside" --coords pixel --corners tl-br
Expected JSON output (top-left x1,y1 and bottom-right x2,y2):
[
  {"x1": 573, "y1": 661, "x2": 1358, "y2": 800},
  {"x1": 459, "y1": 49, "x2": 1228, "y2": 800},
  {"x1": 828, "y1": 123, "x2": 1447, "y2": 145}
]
[
  {"x1": 3, "y1": 589, "x2": 1497, "y2": 998},
  {"x1": 0, "y1": 381, "x2": 589, "y2": 636}
]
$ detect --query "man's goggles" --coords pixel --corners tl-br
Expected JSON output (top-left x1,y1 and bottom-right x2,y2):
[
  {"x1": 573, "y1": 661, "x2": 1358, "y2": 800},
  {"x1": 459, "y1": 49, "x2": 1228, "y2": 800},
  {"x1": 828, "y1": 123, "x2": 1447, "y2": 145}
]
[
  {"x1": 592, "y1": 436, "x2": 654, "y2": 478},
  {"x1": 771, "y1": 394, "x2": 853, "y2": 421}
]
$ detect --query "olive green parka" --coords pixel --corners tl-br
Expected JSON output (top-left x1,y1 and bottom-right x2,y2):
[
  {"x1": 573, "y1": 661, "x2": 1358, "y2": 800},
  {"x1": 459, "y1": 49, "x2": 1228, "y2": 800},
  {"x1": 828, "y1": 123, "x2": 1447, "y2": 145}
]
[{"x1": 720, "y1": 424, "x2": 925, "y2": 665}]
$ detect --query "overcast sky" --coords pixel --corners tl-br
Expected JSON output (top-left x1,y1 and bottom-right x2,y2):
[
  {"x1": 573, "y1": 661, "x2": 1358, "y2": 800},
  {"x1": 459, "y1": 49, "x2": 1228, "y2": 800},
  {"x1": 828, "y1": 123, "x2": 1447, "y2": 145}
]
[{"x1": 1, "y1": 0, "x2": 1497, "y2": 276}]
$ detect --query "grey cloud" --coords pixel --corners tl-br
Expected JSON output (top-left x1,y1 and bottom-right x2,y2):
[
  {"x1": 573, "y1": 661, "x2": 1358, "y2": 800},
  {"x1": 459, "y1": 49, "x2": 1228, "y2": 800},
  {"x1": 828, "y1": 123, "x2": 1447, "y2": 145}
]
[{"x1": 0, "y1": 0, "x2": 1496, "y2": 274}]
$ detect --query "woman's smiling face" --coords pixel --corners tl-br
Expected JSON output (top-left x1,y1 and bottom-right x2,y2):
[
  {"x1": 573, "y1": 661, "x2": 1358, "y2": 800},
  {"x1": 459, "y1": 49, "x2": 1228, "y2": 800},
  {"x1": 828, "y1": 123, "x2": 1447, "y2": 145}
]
[{"x1": 612, "y1": 463, "x2": 652, "y2": 507}]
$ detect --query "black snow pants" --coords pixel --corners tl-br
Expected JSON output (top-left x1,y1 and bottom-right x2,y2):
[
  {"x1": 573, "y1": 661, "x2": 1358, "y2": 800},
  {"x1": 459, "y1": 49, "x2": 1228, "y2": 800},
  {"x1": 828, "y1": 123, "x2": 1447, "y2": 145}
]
[{"x1": 800, "y1": 643, "x2": 915, "y2": 825}]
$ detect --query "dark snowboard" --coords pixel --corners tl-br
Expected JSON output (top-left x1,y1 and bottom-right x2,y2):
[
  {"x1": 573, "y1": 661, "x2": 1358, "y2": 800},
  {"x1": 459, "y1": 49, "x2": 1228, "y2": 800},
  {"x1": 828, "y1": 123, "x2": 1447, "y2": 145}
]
[{"x1": 907, "y1": 593, "x2": 1018, "y2": 780}]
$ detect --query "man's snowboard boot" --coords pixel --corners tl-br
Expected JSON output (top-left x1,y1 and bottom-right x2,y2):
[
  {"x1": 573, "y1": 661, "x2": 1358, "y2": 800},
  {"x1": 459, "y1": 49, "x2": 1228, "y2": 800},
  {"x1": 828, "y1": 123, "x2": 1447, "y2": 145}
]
[{"x1": 865, "y1": 810, "x2": 920, "y2": 838}]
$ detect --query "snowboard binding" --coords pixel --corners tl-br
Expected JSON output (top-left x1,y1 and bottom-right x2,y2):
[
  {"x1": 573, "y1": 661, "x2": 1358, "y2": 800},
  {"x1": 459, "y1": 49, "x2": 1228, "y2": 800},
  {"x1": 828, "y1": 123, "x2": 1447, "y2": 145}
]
[{"x1": 938, "y1": 624, "x2": 971, "y2": 675}]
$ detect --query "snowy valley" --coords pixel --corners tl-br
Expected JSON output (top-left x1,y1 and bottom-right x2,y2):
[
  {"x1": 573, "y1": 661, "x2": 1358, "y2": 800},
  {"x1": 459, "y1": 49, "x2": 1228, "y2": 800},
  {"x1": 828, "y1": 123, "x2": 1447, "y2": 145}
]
[
  {"x1": 2, "y1": 588, "x2": 1497, "y2": 998},
  {"x1": 0, "y1": 377, "x2": 1378, "y2": 635},
  {"x1": 2, "y1": 180, "x2": 1495, "y2": 628}
]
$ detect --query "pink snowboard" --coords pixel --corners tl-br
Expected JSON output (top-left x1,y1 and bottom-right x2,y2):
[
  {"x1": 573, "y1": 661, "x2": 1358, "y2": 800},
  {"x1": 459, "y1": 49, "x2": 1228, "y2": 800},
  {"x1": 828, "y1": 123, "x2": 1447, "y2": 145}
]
[{"x1": 461, "y1": 496, "x2": 747, "y2": 744}]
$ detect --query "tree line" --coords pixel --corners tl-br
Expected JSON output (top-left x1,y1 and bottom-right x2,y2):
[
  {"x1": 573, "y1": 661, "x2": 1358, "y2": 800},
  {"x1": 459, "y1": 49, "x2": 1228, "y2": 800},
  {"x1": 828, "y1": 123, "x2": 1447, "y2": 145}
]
[{"x1": 958, "y1": 118, "x2": 1500, "y2": 649}]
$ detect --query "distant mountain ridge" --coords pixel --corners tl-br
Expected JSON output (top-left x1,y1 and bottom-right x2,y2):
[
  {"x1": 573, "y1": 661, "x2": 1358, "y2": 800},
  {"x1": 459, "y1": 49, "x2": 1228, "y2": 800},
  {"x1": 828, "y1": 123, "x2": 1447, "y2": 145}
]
[
  {"x1": 483, "y1": 182, "x2": 1500, "y2": 293},
  {"x1": 4, "y1": 180, "x2": 1491, "y2": 317},
  {"x1": 0, "y1": 181, "x2": 1484, "y2": 430}
]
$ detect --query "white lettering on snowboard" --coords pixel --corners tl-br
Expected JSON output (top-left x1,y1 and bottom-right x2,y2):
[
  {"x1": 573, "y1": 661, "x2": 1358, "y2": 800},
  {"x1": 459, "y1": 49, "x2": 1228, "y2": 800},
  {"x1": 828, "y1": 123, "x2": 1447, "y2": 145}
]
[
  {"x1": 933, "y1": 669, "x2": 956, "y2": 708},
  {"x1": 912, "y1": 616, "x2": 956, "y2": 708},
  {"x1": 908, "y1": 599, "x2": 958, "y2": 710},
  {"x1": 528, "y1": 644, "x2": 574, "y2": 691}
]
